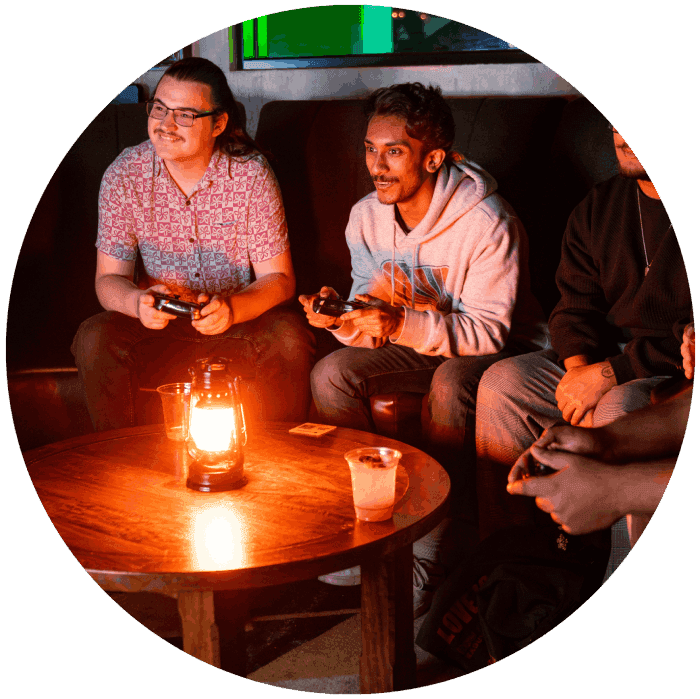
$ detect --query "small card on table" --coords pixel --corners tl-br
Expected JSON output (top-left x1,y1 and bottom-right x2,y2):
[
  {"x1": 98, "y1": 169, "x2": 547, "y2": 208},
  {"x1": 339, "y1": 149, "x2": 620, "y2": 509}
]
[{"x1": 289, "y1": 423, "x2": 337, "y2": 438}]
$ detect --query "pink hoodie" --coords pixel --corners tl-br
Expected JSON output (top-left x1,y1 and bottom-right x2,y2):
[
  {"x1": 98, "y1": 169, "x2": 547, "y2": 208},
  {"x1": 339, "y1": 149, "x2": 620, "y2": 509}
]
[{"x1": 330, "y1": 156, "x2": 549, "y2": 357}]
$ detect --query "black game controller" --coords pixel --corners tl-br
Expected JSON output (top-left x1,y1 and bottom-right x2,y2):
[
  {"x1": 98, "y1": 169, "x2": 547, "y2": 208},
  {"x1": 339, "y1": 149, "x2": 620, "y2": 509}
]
[
  {"x1": 522, "y1": 457, "x2": 556, "y2": 479},
  {"x1": 312, "y1": 297, "x2": 372, "y2": 317},
  {"x1": 152, "y1": 293, "x2": 205, "y2": 320}
]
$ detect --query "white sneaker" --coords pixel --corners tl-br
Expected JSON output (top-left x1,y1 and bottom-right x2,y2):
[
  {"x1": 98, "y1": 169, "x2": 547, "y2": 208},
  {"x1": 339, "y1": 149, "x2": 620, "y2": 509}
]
[{"x1": 318, "y1": 565, "x2": 361, "y2": 586}]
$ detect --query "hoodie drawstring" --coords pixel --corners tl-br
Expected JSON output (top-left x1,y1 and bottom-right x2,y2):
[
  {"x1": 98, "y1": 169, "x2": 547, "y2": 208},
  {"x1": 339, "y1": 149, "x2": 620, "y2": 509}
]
[
  {"x1": 391, "y1": 229, "x2": 396, "y2": 306},
  {"x1": 411, "y1": 245, "x2": 418, "y2": 309},
  {"x1": 392, "y1": 225, "x2": 420, "y2": 310}
]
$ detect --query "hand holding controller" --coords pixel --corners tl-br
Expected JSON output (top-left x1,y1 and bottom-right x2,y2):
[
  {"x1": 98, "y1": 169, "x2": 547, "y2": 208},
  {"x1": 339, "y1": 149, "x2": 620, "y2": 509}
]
[
  {"x1": 522, "y1": 458, "x2": 556, "y2": 479},
  {"x1": 508, "y1": 447, "x2": 555, "y2": 485},
  {"x1": 311, "y1": 296, "x2": 372, "y2": 317},
  {"x1": 300, "y1": 286, "x2": 355, "y2": 330},
  {"x1": 151, "y1": 292, "x2": 205, "y2": 320}
]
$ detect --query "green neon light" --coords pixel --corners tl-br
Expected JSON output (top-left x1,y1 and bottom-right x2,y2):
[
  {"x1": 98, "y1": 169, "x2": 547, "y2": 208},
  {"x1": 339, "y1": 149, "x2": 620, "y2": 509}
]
[
  {"x1": 258, "y1": 16, "x2": 268, "y2": 58},
  {"x1": 241, "y1": 20, "x2": 255, "y2": 60},
  {"x1": 360, "y1": 5, "x2": 393, "y2": 54}
]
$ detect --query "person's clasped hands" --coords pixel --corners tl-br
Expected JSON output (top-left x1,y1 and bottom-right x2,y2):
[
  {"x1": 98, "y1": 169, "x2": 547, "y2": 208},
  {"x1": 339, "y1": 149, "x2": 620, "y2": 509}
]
[
  {"x1": 554, "y1": 360, "x2": 617, "y2": 427},
  {"x1": 506, "y1": 423, "x2": 622, "y2": 535}
]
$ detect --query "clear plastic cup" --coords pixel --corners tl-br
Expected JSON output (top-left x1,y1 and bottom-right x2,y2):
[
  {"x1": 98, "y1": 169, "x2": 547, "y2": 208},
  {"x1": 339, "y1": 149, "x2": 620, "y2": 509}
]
[
  {"x1": 345, "y1": 446, "x2": 401, "y2": 522},
  {"x1": 156, "y1": 383, "x2": 191, "y2": 441}
]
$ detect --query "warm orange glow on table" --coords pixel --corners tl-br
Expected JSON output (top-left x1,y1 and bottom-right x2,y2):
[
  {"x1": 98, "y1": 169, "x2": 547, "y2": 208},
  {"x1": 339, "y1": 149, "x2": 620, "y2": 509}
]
[{"x1": 24, "y1": 423, "x2": 449, "y2": 693}]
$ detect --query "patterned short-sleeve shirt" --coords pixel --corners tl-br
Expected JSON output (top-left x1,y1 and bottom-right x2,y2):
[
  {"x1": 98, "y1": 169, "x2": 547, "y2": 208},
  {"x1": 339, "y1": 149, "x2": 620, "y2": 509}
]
[{"x1": 96, "y1": 141, "x2": 289, "y2": 296}]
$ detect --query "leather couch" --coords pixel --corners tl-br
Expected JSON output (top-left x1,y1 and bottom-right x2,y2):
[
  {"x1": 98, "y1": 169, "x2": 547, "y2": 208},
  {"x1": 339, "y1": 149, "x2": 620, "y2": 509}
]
[{"x1": 7, "y1": 94, "x2": 617, "y2": 451}]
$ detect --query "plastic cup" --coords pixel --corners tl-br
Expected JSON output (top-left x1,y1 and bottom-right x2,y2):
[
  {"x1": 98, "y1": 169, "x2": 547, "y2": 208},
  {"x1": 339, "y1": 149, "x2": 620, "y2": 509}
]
[
  {"x1": 345, "y1": 447, "x2": 401, "y2": 522},
  {"x1": 156, "y1": 383, "x2": 191, "y2": 441}
]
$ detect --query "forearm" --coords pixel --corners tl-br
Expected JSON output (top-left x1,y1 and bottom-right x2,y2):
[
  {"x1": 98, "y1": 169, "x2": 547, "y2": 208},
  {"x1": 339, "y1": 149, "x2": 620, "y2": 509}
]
[
  {"x1": 393, "y1": 307, "x2": 508, "y2": 357},
  {"x1": 227, "y1": 272, "x2": 295, "y2": 324},
  {"x1": 613, "y1": 458, "x2": 675, "y2": 516},
  {"x1": 95, "y1": 274, "x2": 141, "y2": 318},
  {"x1": 598, "y1": 388, "x2": 691, "y2": 462}
]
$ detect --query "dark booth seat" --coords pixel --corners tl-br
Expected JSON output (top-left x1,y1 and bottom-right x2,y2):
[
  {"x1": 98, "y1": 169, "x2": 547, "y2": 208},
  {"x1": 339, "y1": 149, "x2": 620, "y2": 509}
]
[
  {"x1": 7, "y1": 95, "x2": 616, "y2": 451},
  {"x1": 255, "y1": 96, "x2": 615, "y2": 443}
]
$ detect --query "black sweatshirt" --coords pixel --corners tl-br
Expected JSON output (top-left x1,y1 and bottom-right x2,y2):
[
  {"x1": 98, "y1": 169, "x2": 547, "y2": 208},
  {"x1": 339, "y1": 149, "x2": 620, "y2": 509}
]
[{"x1": 549, "y1": 175, "x2": 692, "y2": 384}]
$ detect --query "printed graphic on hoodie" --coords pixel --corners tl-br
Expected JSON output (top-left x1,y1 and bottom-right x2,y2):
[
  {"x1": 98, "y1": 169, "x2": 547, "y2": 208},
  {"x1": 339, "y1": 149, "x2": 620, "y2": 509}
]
[{"x1": 381, "y1": 260, "x2": 451, "y2": 313}]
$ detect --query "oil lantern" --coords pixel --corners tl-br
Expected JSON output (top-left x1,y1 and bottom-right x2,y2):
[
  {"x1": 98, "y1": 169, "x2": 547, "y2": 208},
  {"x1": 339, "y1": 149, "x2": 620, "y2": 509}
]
[{"x1": 185, "y1": 357, "x2": 247, "y2": 492}]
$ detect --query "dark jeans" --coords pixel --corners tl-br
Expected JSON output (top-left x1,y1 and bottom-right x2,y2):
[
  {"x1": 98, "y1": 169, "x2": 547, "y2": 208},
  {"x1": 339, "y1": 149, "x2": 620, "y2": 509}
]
[
  {"x1": 310, "y1": 343, "x2": 516, "y2": 519},
  {"x1": 71, "y1": 306, "x2": 316, "y2": 432}
]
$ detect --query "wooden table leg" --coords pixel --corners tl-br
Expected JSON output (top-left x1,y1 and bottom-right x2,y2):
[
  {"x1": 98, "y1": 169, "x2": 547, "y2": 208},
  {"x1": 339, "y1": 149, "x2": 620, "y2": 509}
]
[
  {"x1": 177, "y1": 590, "x2": 221, "y2": 668},
  {"x1": 359, "y1": 544, "x2": 417, "y2": 693},
  {"x1": 214, "y1": 590, "x2": 249, "y2": 677}
]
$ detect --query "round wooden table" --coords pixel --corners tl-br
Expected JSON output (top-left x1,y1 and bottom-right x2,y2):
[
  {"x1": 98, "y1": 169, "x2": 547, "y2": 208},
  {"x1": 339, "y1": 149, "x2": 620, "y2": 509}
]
[{"x1": 24, "y1": 423, "x2": 450, "y2": 693}]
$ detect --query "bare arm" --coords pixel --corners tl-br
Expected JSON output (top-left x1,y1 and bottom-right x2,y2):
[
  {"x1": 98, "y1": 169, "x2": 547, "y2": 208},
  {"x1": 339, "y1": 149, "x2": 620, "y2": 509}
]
[
  {"x1": 231, "y1": 248, "x2": 296, "y2": 322},
  {"x1": 95, "y1": 251, "x2": 175, "y2": 329},
  {"x1": 95, "y1": 250, "x2": 140, "y2": 316}
]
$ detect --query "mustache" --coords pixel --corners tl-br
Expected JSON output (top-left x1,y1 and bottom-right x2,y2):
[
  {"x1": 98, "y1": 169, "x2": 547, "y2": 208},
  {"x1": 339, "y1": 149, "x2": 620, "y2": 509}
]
[
  {"x1": 373, "y1": 176, "x2": 398, "y2": 183},
  {"x1": 155, "y1": 128, "x2": 181, "y2": 139}
]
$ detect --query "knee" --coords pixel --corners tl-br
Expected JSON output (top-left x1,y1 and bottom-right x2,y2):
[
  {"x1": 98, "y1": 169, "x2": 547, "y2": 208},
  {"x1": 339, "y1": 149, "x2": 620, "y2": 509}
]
[
  {"x1": 311, "y1": 352, "x2": 342, "y2": 393},
  {"x1": 310, "y1": 350, "x2": 358, "y2": 398},
  {"x1": 71, "y1": 313, "x2": 118, "y2": 365},
  {"x1": 476, "y1": 357, "x2": 524, "y2": 409},
  {"x1": 429, "y1": 356, "x2": 498, "y2": 411},
  {"x1": 257, "y1": 309, "x2": 316, "y2": 365},
  {"x1": 593, "y1": 383, "x2": 654, "y2": 426},
  {"x1": 429, "y1": 362, "x2": 464, "y2": 410}
]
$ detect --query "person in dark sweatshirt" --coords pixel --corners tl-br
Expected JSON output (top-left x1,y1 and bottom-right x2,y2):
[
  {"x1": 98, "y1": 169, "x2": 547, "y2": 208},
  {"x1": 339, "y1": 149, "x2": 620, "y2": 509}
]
[{"x1": 474, "y1": 124, "x2": 692, "y2": 545}]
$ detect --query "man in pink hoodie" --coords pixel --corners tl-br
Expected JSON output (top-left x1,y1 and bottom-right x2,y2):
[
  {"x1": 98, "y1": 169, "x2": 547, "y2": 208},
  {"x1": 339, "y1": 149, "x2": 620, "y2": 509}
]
[{"x1": 299, "y1": 83, "x2": 548, "y2": 617}]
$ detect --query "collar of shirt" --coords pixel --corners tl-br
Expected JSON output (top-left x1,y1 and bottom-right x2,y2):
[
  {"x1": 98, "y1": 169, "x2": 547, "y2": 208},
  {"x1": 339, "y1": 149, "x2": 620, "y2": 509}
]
[{"x1": 151, "y1": 147, "x2": 229, "y2": 196}]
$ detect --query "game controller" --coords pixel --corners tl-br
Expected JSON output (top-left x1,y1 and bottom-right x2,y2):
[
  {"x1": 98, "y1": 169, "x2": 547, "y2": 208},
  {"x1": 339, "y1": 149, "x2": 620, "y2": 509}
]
[
  {"x1": 312, "y1": 297, "x2": 372, "y2": 317},
  {"x1": 152, "y1": 293, "x2": 205, "y2": 320},
  {"x1": 522, "y1": 457, "x2": 556, "y2": 479}
]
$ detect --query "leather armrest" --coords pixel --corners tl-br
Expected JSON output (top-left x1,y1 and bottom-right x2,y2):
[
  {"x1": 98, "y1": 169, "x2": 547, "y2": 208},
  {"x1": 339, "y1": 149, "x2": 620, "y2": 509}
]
[{"x1": 8, "y1": 368, "x2": 94, "y2": 451}]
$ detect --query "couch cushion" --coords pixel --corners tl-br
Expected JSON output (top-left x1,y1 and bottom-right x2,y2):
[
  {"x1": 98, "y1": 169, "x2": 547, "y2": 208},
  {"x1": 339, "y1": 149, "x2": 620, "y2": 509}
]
[{"x1": 8, "y1": 368, "x2": 94, "y2": 451}]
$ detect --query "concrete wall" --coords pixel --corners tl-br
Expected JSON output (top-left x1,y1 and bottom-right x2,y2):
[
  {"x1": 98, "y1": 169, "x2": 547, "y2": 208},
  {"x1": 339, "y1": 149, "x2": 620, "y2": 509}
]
[{"x1": 133, "y1": 27, "x2": 579, "y2": 137}]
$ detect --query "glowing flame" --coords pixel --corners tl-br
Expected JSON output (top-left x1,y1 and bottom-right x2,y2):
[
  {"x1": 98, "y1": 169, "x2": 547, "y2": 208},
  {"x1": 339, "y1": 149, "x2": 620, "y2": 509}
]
[{"x1": 189, "y1": 404, "x2": 235, "y2": 453}]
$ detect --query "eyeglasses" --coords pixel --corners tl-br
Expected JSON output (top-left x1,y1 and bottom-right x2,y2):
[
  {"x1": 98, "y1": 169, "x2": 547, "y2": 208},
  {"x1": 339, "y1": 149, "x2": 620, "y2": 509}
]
[{"x1": 146, "y1": 101, "x2": 218, "y2": 127}]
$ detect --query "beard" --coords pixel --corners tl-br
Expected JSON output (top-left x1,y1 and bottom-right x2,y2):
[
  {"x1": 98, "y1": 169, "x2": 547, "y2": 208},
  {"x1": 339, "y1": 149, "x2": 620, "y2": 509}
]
[
  {"x1": 618, "y1": 160, "x2": 651, "y2": 181},
  {"x1": 615, "y1": 143, "x2": 650, "y2": 181}
]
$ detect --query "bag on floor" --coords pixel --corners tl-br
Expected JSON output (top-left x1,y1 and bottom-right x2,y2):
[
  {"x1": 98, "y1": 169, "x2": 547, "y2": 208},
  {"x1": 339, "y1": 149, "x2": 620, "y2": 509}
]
[{"x1": 415, "y1": 524, "x2": 610, "y2": 673}]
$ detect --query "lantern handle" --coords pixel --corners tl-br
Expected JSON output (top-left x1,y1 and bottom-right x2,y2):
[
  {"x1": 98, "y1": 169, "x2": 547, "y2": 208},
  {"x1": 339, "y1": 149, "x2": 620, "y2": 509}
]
[{"x1": 233, "y1": 376, "x2": 248, "y2": 447}]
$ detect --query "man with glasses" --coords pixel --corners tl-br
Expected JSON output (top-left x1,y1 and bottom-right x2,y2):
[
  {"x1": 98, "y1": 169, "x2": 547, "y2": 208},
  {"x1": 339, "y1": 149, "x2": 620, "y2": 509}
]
[
  {"x1": 72, "y1": 57, "x2": 315, "y2": 431},
  {"x1": 474, "y1": 124, "x2": 692, "y2": 546}
]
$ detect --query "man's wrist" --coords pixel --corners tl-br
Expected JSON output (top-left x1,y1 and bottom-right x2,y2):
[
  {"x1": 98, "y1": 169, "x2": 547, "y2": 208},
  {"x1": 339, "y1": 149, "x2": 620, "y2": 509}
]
[
  {"x1": 600, "y1": 361, "x2": 617, "y2": 386},
  {"x1": 132, "y1": 289, "x2": 145, "y2": 319},
  {"x1": 563, "y1": 354, "x2": 591, "y2": 370},
  {"x1": 389, "y1": 307, "x2": 406, "y2": 341},
  {"x1": 224, "y1": 295, "x2": 236, "y2": 324}
]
